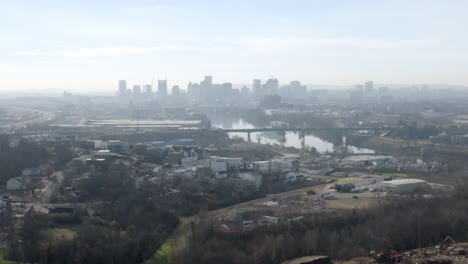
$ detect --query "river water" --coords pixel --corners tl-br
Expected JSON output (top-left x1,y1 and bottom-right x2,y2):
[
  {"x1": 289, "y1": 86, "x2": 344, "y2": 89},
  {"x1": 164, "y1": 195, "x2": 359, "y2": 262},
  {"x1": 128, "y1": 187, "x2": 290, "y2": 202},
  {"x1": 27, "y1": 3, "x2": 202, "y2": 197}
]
[{"x1": 210, "y1": 116, "x2": 374, "y2": 154}]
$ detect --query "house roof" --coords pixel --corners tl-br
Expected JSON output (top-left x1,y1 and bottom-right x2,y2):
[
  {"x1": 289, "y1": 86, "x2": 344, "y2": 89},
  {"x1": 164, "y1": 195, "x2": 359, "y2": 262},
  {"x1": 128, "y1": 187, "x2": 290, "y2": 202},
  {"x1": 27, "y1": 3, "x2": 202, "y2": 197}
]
[{"x1": 8, "y1": 177, "x2": 23, "y2": 183}]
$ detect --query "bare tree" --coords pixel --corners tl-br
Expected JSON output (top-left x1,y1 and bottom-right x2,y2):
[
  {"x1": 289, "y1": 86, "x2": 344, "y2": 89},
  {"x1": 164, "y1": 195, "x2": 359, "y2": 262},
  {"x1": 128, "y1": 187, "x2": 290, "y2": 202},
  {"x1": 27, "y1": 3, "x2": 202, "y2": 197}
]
[
  {"x1": 277, "y1": 131, "x2": 287, "y2": 146},
  {"x1": 256, "y1": 133, "x2": 262, "y2": 144}
]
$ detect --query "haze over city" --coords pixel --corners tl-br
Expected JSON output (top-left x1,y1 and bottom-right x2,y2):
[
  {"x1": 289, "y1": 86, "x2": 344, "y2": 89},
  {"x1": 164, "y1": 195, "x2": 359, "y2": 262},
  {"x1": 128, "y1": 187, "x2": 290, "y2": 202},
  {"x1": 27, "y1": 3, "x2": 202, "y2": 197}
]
[
  {"x1": 1, "y1": 0, "x2": 468, "y2": 94},
  {"x1": 3, "y1": 2, "x2": 468, "y2": 264}
]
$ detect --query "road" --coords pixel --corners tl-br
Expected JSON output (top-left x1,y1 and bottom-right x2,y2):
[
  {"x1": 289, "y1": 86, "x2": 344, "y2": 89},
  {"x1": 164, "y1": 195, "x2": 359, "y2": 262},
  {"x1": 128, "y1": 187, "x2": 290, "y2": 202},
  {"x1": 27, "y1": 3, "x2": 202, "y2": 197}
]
[
  {"x1": 204, "y1": 182, "x2": 336, "y2": 220},
  {"x1": 31, "y1": 171, "x2": 64, "y2": 211}
]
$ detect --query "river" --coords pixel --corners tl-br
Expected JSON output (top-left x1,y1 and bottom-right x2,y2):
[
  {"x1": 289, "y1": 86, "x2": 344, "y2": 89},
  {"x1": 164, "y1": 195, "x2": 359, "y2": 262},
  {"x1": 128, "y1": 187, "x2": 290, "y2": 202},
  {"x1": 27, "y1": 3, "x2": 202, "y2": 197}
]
[{"x1": 210, "y1": 116, "x2": 374, "y2": 154}]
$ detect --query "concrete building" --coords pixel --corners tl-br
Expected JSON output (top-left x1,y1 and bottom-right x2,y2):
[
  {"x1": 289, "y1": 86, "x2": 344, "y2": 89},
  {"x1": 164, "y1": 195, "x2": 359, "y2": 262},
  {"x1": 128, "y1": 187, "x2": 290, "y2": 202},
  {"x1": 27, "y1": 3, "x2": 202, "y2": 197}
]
[
  {"x1": 143, "y1": 84, "x2": 152, "y2": 95},
  {"x1": 379, "y1": 179, "x2": 432, "y2": 194},
  {"x1": 210, "y1": 156, "x2": 244, "y2": 170},
  {"x1": 172, "y1": 85, "x2": 180, "y2": 96},
  {"x1": 241, "y1": 86, "x2": 250, "y2": 97},
  {"x1": 263, "y1": 78, "x2": 279, "y2": 95},
  {"x1": 107, "y1": 140, "x2": 130, "y2": 154},
  {"x1": 364, "y1": 81, "x2": 374, "y2": 93},
  {"x1": 202, "y1": 76, "x2": 212, "y2": 86},
  {"x1": 209, "y1": 156, "x2": 246, "y2": 177},
  {"x1": 210, "y1": 159, "x2": 227, "y2": 174},
  {"x1": 341, "y1": 155, "x2": 397, "y2": 166},
  {"x1": 181, "y1": 156, "x2": 197, "y2": 168},
  {"x1": 132, "y1": 85, "x2": 142, "y2": 95},
  {"x1": 271, "y1": 158, "x2": 299, "y2": 172},
  {"x1": 158, "y1": 80, "x2": 168, "y2": 97},
  {"x1": 118, "y1": 80, "x2": 127, "y2": 98}
]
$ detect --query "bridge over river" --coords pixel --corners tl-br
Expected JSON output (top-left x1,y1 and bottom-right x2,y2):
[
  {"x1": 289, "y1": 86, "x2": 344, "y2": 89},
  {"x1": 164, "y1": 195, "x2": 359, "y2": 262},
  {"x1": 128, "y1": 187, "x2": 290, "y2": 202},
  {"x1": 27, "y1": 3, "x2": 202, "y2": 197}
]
[{"x1": 210, "y1": 126, "x2": 392, "y2": 149}]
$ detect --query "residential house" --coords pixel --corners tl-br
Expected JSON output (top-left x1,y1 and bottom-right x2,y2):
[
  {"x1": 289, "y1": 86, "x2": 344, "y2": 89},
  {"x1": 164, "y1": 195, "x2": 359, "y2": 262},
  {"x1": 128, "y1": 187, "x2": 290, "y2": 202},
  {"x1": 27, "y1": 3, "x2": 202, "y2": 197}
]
[
  {"x1": 210, "y1": 159, "x2": 227, "y2": 174},
  {"x1": 210, "y1": 156, "x2": 244, "y2": 177},
  {"x1": 271, "y1": 158, "x2": 299, "y2": 172},
  {"x1": 253, "y1": 161, "x2": 270, "y2": 173},
  {"x1": 181, "y1": 156, "x2": 198, "y2": 168},
  {"x1": 285, "y1": 172, "x2": 306, "y2": 183},
  {"x1": 6, "y1": 177, "x2": 24, "y2": 190},
  {"x1": 171, "y1": 167, "x2": 196, "y2": 179},
  {"x1": 21, "y1": 167, "x2": 43, "y2": 177}
]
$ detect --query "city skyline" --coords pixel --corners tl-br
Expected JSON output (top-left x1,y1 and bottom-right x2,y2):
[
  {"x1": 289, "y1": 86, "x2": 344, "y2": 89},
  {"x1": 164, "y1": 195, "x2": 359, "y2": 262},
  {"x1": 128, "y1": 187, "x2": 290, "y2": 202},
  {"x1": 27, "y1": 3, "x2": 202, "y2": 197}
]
[{"x1": 1, "y1": 0, "x2": 468, "y2": 93}]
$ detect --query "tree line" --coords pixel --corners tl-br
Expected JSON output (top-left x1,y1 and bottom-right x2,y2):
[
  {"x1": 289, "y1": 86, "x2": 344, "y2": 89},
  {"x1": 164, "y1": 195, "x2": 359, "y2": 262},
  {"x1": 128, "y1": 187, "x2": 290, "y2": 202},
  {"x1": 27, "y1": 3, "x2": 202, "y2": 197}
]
[{"x1": 176, "y1": 180, "x2": 468, "y2": 264}]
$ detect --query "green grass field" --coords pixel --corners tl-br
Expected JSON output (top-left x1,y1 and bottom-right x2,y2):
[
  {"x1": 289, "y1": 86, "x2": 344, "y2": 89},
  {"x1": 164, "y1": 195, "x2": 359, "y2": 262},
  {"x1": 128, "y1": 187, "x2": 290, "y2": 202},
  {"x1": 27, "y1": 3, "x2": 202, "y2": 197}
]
[
  {"x1": 152, "y1": 241, "x2": 173, "y2": 264},
  {"x1": 336, "y1": 177, "x2": 362, "y2": 184},
  {"x1": 326, "y1": 197, "x2": 376, "y2": 209},
  {"x1": 145, "y1": 218, "x2": 191, "y2": 264},
  {"x1": 380, "y1": 172, "x2": 410, "y2": 178}
]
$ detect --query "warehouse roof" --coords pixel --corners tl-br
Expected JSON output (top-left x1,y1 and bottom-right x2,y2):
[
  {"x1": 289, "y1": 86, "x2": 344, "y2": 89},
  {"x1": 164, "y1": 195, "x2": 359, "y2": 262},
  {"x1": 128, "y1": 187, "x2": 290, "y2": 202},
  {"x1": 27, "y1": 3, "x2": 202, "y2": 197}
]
[
  {"x1": 342, "y1": 155, "x2": 394, "y2": 161},
  {"x1": 380, "y1": 179, "x2": 427, "y2": 187}
]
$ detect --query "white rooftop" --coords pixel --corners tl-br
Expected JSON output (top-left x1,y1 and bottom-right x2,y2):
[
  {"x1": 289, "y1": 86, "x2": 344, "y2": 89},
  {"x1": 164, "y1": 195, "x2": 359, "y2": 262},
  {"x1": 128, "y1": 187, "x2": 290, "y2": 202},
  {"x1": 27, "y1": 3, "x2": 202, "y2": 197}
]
[
  {"x1": 380, "y1": 178, "x2": 427, "y2": 187},
  {"x1": 343, "y1": 155, "x2": 394, "y2": 161}
]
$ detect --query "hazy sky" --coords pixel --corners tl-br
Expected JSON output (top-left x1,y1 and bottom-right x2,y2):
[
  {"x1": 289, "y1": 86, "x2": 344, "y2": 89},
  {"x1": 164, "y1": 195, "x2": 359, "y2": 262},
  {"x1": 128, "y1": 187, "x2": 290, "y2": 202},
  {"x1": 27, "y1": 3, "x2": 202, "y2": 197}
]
[{"x1": 1, "y1": 0, "x2": 468, "y2": 93}]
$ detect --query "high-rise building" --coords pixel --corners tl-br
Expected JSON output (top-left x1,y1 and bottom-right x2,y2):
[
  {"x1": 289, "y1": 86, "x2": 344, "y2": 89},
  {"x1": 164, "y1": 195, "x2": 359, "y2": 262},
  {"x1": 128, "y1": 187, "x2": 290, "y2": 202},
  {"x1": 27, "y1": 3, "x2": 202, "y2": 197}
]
[
  {"x1": 143, "y1": 84, "x2": 152, "y2": 95},
  {"x1": 187, "y1": 82, "x2": 192, "y2": 95},
  {"x1": 204, "y1": 76, "x2": 212, "y2": 86},
  {"x1": 290, "y1": 81, "x2": 306, "y2": 98},
  {"x1": 241, "y1": 86, "x2": 250, "y2": 97},
  {"x1": 364, "y1": 81, "x2": 374, "y2": 93},
  {"x1": 200, "y1": 76, "x2": 212, "y2": 89},
  {"x1": 172, "y1": 85, "x2": 180, "y2": 96},
  {"x1": 263, "y1": 78, "x2": 279, "y2": 95},
  {"x1": 118, "y1": 80, "x2": 127, "y2": 97},
  {"x1": 252, "y1": 79, "x2": 261, "y2": 97},
  {"x1": 158, "y1": 80, "x2": 168, "y2": 97},
  {"x1": 133, "y1": 85, "x2": 142, "y2": 95},
  {"x1": 221, "y1": 82, "x2": 233, "y2": 96}
]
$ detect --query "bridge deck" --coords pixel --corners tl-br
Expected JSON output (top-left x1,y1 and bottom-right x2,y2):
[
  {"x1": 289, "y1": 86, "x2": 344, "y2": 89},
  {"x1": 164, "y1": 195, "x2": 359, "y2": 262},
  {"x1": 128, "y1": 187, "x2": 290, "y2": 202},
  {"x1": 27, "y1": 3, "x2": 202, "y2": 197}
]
[{"x1": 212, "y1": 127, "x2": 390, "y2": 133}]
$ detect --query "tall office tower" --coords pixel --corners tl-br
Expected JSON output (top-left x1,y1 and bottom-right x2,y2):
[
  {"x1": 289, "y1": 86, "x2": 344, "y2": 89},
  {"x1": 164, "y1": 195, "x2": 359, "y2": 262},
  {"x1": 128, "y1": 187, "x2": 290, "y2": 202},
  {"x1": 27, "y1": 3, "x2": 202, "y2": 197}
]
[
  {"x1": 289, "y1": 81, "x2": 307, "y2": 98},
  {"x1": 118, "y1": 80, "x2": 127, "y2": 97},
  {"x1": 252, "y1": 79, "x2": 261, "y2": 97},
  {"x1": 241, "y1": 86, "x2": 250, "y2": 97},
  {"x1": 221, "y1": 82, "x2": 233, "y2": 95},
  {"x1": 200, "y1": 76, "x2": 212, "y2": 89},
  {"x1": 143, "y1": 84, "x2": 152, "y2": 94},
  {"x1": 263, "y1": 78, "x2": 279, "y2": 95},
  {"x1": 158, "y1": 80, "x2": 168, "y2": 97},
  {"x1": 204, "y1": 76, "x2": 212, "y2": 86},
  {"x1": 133, "y1": 85, "x2": 142, "y2": 95},
  {"x1": 364, "y1": 81, "x2": 374, "y2": 93},
  {"x1": 172, "y1": 85, "x2": 180, "y2": 96},
  {"x1": 187, "y1": 82, "x2": 192, "y2": 95}
]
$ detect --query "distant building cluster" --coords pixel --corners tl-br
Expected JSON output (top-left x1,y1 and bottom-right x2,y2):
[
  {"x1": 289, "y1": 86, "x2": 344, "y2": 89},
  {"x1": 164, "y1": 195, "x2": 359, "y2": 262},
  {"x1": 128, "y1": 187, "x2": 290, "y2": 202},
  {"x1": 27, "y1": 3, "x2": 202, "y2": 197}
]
[
  {"x1": 117, "y1": 76, "x2": 312, "y2": 103},
  {"x1": 118, "y1": 79, "x2": 170, "y2": 99}
]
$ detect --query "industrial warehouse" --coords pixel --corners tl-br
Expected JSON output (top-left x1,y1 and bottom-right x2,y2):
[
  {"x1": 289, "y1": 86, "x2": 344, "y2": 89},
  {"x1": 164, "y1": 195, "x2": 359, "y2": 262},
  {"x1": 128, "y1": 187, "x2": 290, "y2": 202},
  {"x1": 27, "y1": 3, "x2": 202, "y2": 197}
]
[{"x1": 379, "y1": 179, "x2": 433, "y2": 194}]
